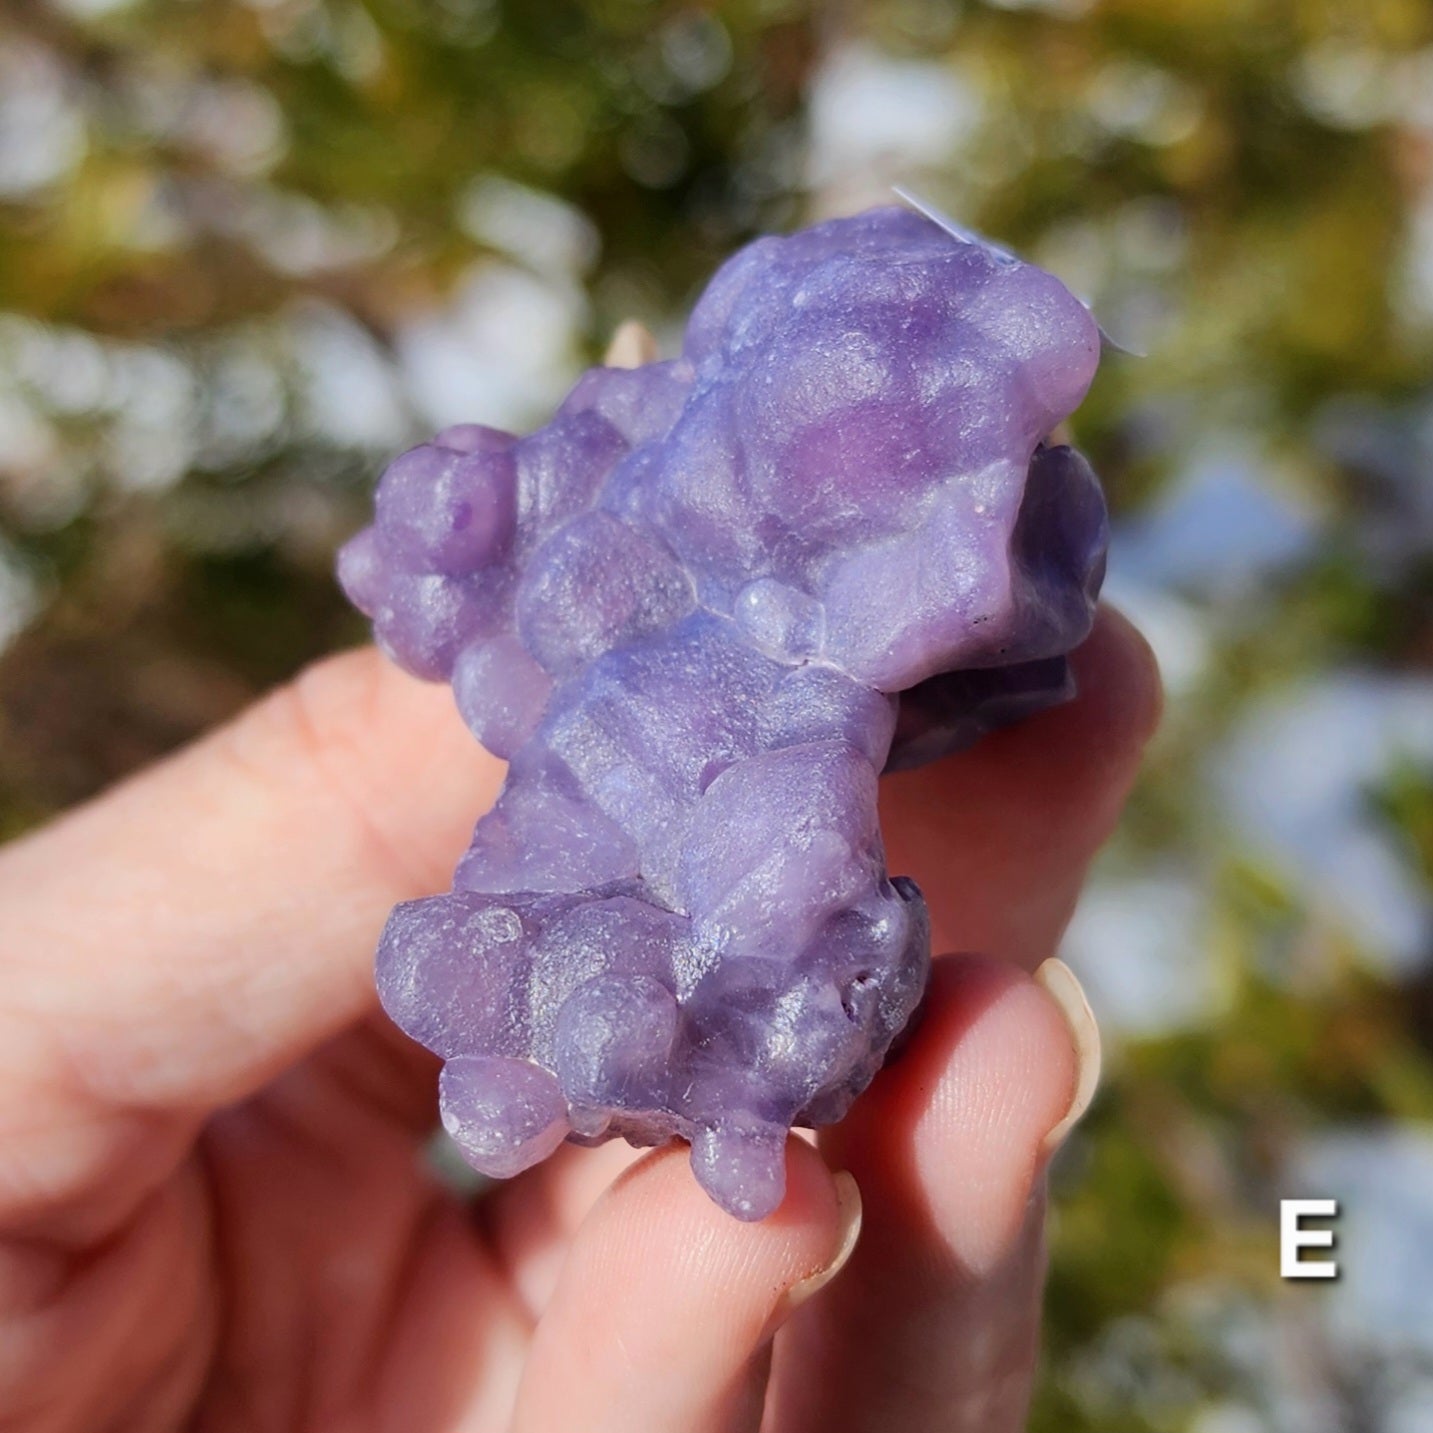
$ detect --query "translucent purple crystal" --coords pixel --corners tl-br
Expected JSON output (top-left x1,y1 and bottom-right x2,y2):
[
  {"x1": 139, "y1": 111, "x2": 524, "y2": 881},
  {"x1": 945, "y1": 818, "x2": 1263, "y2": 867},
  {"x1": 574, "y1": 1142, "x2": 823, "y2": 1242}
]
[{"x1": 339, "y1": 206, "x2": 1107, "y2": 1219}]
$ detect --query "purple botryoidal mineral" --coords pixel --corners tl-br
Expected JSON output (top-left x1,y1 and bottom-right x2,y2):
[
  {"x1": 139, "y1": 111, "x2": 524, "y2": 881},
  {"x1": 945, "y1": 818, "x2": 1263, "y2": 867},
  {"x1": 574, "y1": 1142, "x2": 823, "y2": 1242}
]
[{"x1": 340, "y1": 205, "x2": 1108, "y2": 1219}]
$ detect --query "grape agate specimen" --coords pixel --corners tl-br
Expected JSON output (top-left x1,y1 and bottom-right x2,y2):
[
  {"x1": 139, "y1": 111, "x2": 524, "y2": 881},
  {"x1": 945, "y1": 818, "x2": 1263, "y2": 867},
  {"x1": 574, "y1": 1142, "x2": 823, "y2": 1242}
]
[{"x1": 339, "y1": 205, "x2": 1108, "y2": 1219}]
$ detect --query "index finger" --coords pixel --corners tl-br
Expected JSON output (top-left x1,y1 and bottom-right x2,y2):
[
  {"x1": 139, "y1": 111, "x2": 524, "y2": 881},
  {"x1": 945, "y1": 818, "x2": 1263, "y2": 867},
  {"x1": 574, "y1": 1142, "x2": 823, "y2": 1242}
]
[
  {"x1": 881, "y1": 606, "x2": 1162, "y2": 968},
  {"x1": 0, "y1": 649, "x2": 502, "y2": 1227}
]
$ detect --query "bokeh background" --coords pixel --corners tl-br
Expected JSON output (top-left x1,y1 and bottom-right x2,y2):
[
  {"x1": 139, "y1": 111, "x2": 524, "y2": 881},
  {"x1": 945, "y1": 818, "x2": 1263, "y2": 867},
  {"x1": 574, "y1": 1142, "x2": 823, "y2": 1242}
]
[{"x1": 2, "y1": 0, "x2": 1431, "y2": 1426}]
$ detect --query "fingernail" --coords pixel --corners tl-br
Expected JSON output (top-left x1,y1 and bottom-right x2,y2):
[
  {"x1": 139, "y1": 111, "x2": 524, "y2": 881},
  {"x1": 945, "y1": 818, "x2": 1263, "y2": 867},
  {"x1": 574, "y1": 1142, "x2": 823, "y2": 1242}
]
[
  {"x1": 603, "y1": 320, "x2": 659, "y2": 369},
  {"x1": 1034, "y1": 957, "x2": 1102, "y2": 1154},
  {"x1": 764, "y1": 1170, "x2": 862, "y2": 1336}
]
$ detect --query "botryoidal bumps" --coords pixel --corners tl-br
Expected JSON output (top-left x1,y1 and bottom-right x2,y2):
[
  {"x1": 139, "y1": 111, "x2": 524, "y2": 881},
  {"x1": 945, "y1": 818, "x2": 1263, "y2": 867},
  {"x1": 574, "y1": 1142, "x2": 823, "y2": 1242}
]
[{"x1": 340, "y1": 206, "x2": 1107, "y2": 1218}]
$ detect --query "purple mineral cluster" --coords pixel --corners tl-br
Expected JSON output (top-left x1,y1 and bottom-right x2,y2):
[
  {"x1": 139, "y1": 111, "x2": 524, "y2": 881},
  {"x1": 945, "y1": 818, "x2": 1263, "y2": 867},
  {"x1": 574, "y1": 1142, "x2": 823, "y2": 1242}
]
[{"x1": 339, "y1": 205, "x2": 1108, "y2": 1219}]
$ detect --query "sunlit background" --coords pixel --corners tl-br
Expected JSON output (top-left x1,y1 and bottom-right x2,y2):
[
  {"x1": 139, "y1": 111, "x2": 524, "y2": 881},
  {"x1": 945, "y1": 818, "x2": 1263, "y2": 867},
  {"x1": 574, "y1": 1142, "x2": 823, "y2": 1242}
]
[{"x1": 2, "y1": 1, "x2": 1431, "y2": 1427}]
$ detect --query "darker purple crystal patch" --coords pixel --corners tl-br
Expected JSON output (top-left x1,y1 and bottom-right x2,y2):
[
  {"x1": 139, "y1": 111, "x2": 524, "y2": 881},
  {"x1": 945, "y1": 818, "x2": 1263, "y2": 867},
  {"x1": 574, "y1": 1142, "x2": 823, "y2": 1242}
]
[{"x1": 339, "y1": 205, "x2": 1107, "y2": 1219}]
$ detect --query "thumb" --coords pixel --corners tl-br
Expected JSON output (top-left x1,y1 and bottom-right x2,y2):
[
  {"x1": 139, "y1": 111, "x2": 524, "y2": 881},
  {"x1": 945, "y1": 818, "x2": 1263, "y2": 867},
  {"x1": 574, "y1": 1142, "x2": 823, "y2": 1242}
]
[{"x1": 766, "y1": 953, "x2": 1098, "y2": 1433}]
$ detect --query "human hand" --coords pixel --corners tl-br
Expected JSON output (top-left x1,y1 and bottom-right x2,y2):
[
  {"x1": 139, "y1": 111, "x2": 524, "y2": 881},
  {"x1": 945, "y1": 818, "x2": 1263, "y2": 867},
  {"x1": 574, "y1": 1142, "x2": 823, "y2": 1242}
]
[{"x1": 0, "y1": 608, "x2": 1158, "y2": 1432}]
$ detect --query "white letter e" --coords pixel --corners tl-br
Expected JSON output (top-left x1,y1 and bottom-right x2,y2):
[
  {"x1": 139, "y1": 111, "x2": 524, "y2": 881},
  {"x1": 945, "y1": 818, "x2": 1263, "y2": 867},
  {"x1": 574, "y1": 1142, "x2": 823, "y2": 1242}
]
[{"x1": 1281, "y1": 1198, "x2": 1338, "y2": 1279}]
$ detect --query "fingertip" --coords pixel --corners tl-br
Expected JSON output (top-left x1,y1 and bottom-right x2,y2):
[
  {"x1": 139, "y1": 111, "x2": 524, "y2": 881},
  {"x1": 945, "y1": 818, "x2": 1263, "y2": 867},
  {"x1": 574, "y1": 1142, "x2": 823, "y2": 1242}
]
[
  {"x1": 775, "y1": 958, "x2": 1074, "y2": 1432},
  {"x1": 1032, "y1": 955, "x2": 1101, "y2": 1154},
  {"x1": 971, "y1": 603, "x2": 1161, "y2": 804},
  {"x1": 880, "y1": 605, "x2": 1160, "y2": 967},
  {"x1": 595, "y1": 1134, "x2": 846, "y2": 1296},
  {"x1": 510, "y1": 1137, "x2": 851, "y2": 1432},
  {"x1": 824, "y1": 954, "x2": 1078, "y2": 1277},
  {"x1": 773, "y1": 1168, "x2": 863, "y2": 1327},
  {"x1": 1066, "y1": 603, "x2": 1164, "y2": 768},
  {"x1": 921, "y1": 959, "x2": 1079, "y2": 1269}
]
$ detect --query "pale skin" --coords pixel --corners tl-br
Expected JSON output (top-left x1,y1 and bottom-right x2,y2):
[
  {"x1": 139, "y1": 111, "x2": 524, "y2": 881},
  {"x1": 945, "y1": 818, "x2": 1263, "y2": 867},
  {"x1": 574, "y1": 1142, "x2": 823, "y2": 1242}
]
[{"x1": 0, "y1": 607, "x2": 1159, "y2": 1433}]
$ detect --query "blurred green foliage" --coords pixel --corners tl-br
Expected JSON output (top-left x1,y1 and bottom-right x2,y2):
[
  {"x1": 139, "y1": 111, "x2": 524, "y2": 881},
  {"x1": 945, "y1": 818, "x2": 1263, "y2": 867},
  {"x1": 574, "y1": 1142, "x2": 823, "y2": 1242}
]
[{"x1": 1, "y1": 0, "x2": 1431, "y2": 1426}]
